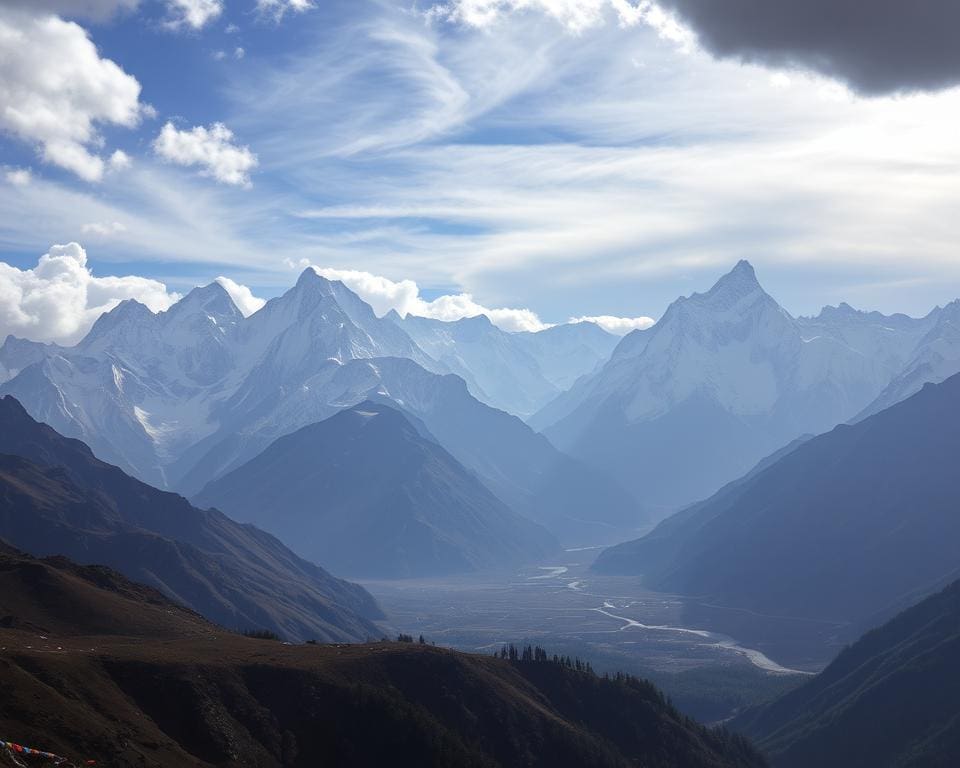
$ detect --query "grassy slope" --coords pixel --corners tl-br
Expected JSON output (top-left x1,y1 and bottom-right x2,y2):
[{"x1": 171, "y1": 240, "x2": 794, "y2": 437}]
[{"x1": 0, "y1": 547, "x2": 765, "y2": 768}]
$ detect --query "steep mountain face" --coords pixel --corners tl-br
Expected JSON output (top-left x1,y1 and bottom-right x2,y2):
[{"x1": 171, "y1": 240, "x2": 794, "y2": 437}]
[
  {"x1": 857, "y1": 299, "x2": 960, "y2": 420},
  {"x1": 0, "y1": 546, "x2": 767, "y2": 768},
  {"x1": 0, "y1": 335, "x2": 61, "y2": 384},
  {"x1": 514, "y1": 321, "x2": 621, "y2": 392},
  {"x1": 533, "y1": 261, "x2": 911, "y2": 512},
  {"x1": 195, "y1": 402, "x2": 559, "y2": 578},
  {"x1": 0, "y1": 395, "x2": 382, "y2": 642},
  {"x1": 390, "y1": 313, "x2": 618, "y2": 418},
  {"x1": 735, "y1": 579, "x2": 960, "y2": 768},
  {"x1": 174, "y1": 355, "x2": 643, "y2": 546},
  {"x1": 390, "y1": 313, "x2": 560, "y2": 417},
  {"x1": 0, "y1": 283, "x2": 247, "y2": 487},
  {"x1": 0, "y1": 269, "x2": 634, "y2": 549},
  {"x1": 0, "y1": 271, "x2": 439, "y2": 490},
  {"x1": 162, "y1": 354, "x2": 634, "y2": 546},
  {"x1": 594, "y1": 372, "x2": 960, "y2": 629},
  {"x1": 796, "y1": 301, "x2": 936, "y2": 376}
]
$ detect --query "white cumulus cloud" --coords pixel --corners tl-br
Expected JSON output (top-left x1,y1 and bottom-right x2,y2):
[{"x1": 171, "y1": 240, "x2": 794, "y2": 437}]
[
  {"x1": 306, "y1": 264, "x2": 550, "y2": 332},
  {"x1": 5, "y1": 168, "x2": 32, "y2": 186},
  {"x1": 108, "y1": 149, "x2": 132, "y2": 171},
  {"x1": 215, "y1": 276, "x2": 266, "y2": 317},
  {"x1": 302, "y1": 264, "x2": 651, "y2": 334},
  {"x1": 164, "y1": 0, "x2": 223, "y2": 29},
  {"x1": 0, "y1": 9, "x2": 146, "y2": 182},
  {"x1": 569, "y1": 314, "x2": 655, "y2": 334},
  {"x1": 0, "y1": 243, "x2": 180, "y2": 345},
  {"x1": 427, "y1": 0, "x2": 665, "y2": 33},
  {"x1": 153, "y1": 122, "x2": 258, "y2": 187}
]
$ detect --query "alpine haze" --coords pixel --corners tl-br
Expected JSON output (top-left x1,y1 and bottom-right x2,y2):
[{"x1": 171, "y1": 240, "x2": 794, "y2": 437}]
[{"x1": 195, "y1": 401, "x2": 560, "y2": 578}]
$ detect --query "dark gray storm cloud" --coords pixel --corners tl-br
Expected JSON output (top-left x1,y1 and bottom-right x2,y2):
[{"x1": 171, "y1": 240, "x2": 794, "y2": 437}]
[{"x1": 657, "y1": 0, "x2": 960, "y2": 95}]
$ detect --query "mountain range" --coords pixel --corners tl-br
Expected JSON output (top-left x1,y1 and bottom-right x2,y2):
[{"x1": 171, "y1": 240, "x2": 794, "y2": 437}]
[
  {"x1": 531, "y1": 260, "x2": 952, "y2": 513},
  {"x1": 0, "y1": 543, "x2": 766, "y2": 768},
  {"x1": 0, "y1": 395, "x2": 381, "y2": 642},
  {"x1": 195, "y1": 401, "x2": 559, "y2": 578},
  {"x1": 389, "y1": 311, "x2": 618, "y2": 417},
  {"x1": 0, "y1": 269, "x2": 642, "y2": 546},
  {"x1": 594, "y1": 371, "x2": 960, "y2": 633},
  {"x1": 3, "y1": 260, "x2": 959, "y2": 553}
]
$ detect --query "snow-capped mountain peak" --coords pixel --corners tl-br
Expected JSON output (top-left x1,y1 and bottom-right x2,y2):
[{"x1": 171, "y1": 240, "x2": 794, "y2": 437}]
[
  {"x1": 670, "y1": 259, "x2": 779, "y2": 322},
  {"x1": 534, "y1": 260, "x2": 915, "y2": 511},
  {"x1": 82, "y1": 298, "x2": 155, "y2": 341},
  {"x1": 163, "y1": 281, "x2": 242, "y2": 327},
  {"x1": 703, "y1": 258, "x2": 762, "y2": 300}
]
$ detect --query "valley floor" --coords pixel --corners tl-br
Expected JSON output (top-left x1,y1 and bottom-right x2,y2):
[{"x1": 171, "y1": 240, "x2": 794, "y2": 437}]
[{"x1": 363, "y1": 553, "x2": 844, "y2": 720}]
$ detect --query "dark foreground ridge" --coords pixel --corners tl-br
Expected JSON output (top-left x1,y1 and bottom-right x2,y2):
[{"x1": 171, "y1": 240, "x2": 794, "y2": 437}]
[{"x1": 0, "y1": 544, "x2": 766, "y2": 768}]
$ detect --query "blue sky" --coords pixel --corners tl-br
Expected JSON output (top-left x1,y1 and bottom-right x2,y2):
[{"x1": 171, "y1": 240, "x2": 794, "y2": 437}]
[{"x1": 2, "y1": 0, "x2": 960, "y2": 343}]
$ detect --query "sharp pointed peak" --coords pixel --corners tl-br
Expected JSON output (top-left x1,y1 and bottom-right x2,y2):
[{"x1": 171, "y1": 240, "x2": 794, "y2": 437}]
[
  {"x1": 285, "y1": 267, "x2": 382, "y2": 323},
  {"x1": 712, "y1": 259, "x2": 760, "y2": 289},
  {"x1": 663, "y1": 260, "x2": 776, "y2": 322},
  {"x1": 694, "y1": 259, "x2": 768, "y2": 304},
  {"x1": 114, "y1": 297, "x2": 151, "y2": 313},
  {"x1": 190, "y1": 280, "x2": 232, "y2": 299},
  {"x1": 79, "y1": 299, "x2": 156, "y2": 346},
  {"x1": 99, "y1": 298, "x2": 153, "y2": 324},
  {"x1": 168, "y1": 280, "x2": 239, "y2": 317},
  {"x1": 296, "y1": 266, "x2": 321, "y2": 285},
  {"x1": 295, "y1": 266, "x2": 338, "y2": 290},
  {"x1": 293, "y1": 267, "x2": 356, "y2": 302}
]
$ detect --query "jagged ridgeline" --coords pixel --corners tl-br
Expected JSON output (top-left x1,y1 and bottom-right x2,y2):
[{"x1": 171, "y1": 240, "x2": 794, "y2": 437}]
[
  {"x1": 531, "y1": 261, "x2": 954, "y2": 513},
  {"x1": 0, "y1": 269, "x2": 643, "y2": 546}
]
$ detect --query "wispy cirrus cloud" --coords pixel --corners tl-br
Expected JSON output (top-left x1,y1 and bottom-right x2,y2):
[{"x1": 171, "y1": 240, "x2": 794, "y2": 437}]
[{"x1": 2, "y1": 0, "x2": 960, "y2": 327}]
